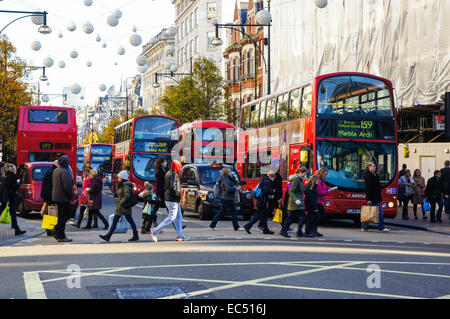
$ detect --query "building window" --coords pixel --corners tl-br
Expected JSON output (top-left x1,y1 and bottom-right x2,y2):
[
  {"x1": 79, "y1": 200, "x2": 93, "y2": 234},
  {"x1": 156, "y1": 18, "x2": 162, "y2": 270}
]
[
  {"x1": 195, "y1": 8, "x2": 199, "y2": 25},
  {"x1": 249, "y1": 49, "x2": 255, "y2": 76},
  {"x1": 234, "y1": 57, "x2": 239, "y2": 82},
  {"x1": 207, "y1": 2, "x2": 217, "y2": 20},
  {"x1": 195, "y1": 36, "x2": 199, "y2": 53},
  {"x1": 207, "y1": 31, "x2": 215, "y2": 50}
]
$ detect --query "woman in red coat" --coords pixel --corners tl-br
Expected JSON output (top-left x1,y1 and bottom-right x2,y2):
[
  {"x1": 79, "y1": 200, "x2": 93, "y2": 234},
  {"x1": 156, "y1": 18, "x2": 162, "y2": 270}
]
[{"x1": 85, "y1": 169, "x2": 109, "y2": 229}]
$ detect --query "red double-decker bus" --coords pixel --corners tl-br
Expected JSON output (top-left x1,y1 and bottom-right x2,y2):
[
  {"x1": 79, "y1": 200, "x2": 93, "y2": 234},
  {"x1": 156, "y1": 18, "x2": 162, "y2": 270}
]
[
  {"x1": 179, "y1": 120, "x2": 236, "y2": 164},
  {"x1": 16, "y1": 106, "x2": 77, "y2": 177},
  {"x1": 112, "y1": 115, "x2": 180, "y2": 194},
  {"x1": 82, "y1": 143, "x2": 113, "y2": 175},
  {"x1": 237, "y1": 72, "x2": 398, "y2": 223}
]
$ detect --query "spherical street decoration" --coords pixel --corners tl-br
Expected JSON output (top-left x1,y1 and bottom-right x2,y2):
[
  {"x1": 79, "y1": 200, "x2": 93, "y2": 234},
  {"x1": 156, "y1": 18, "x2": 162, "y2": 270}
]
[
  {"x1": 82, "y1": 21, "x2": 94, "y2": 34},
  {"x1": 67, "y1": 21, "x2": 77, "y2": 32},
  {"x1": 164, "y1": 45, "x2": 175, "y2": 57},
  {"x1": 255, "y1": 10, "x2": 272, "y2": 25},
  {"x1": 84, "y1": 0, "x2": 93, "y2": 6},
  {"x1": 113, "y1": 9, "x2": 122, "y2": 19},
  {"x1": 193, "y1": 53, "x2": 202, "y2": 61},
  {"x1": 31, "y1": 14, "x2": 44, "y2": 26},
  {"x1": 315, "y1": 0, "x2": 328, "y2": 8},
  {"x1": 58, "y1": 60, "x2": 66, "y2": 68},
  {"x1": 41, "y1": 94, "x2": 49, "y2": 103},
  {"x1": 137, "y1": 65, "x2": 148, "y2": 74},
  {"x1": 58, "y1": 32, "x2": 63, "y2": 38},
  {"x1": 132, "y1": 26, "x2": 137, "y2": 33},
  {"x1": 86, "y1": 61, "x2": 92, "y2": 67},
  {"x1": 166, "y1": 26, "x2": 177, "y2": 37},
  {"x1": 95, "y1": 34, "x2": 101, "y2": 42},
  {"x1": 70, "y1": 83, "x2": 82, "y2": 94},
  {"x1": 106, "y1": 15, "x2": 119, "y2": 27},
  {"x1": 43, "y1": 57, "x2": 54, "y2": 67},
  {"x1": 46, "y1": 82, "x2": 50, "y2": 86},
  {"x1": 31, "y1": 40, "x2": 42, "y2": 51},
  {"x1": 136, "y1": 55, "x2": 147, "y2": 66},
  {"x1": 164, "y1": 62, "x2": 173, "y2": 70},
  {"x1": 101, "y1": 42, "x2": 107, "y2": 48},
  {"x1": 170, "y1": 64, "x2": 178, "y2": 73},
  {"x1": 99, "y1": 84, "x2": 107, "y2": 91},
  {"x1": 70, "y1": 50, "x2": 78, "y2": 59},
  {"x1": 129, "y1": 33, "x2": 142, "y2": 46},
  {"x1": 117, "y1": 46, "x2": 125, "y2": 55},
  {"x1": 150, "y1": 37, "x2": 157, "y2": 45},
  {"x1": 80, "y1": 96, "x2": 85, "y2": 100},
  {"x1": 114, "y1": 62, "x2": 118, "y2": 66}
]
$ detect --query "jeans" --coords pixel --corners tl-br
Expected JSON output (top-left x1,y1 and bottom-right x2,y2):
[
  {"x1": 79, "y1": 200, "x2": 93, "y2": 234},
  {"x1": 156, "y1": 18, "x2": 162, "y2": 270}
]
[
  {"x1": 86, "y1": 209, "x2": 108, "y2": 228},
  {"x1": 210, "y1": 199, "x2": 240, "y2": 230},
  {"x1": 245, "y1": 206, "x2": 269, "y2": 231},
  {"x1": 402, "y1": 197, "x2": 410, "y2": 218},
  {"x1": 430, "y1": 197, "x2": 444, "y2": 222},
  {"x1": 361, "y1": 202, "x2": 386, "y2": 230},
  {"x1": 413, "y1": 203, "x2": 425, "y2": 217},
  {"x1": 154, "y1": 201, "x2": 184, "y2": 238},
  {"x1": 109, "y1": 214, "x2": 137, "y2": 234},
  {"x1": 281, "y1": 210, "x2": 306, "y2": 236},
  {"x1": 54, "y1": 202, "x2": 72, "y2": 239}
]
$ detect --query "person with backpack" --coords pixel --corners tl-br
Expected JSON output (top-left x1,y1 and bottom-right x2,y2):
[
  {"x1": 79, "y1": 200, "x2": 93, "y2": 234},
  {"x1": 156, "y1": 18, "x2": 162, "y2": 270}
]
[
  {"x1": 150, "y1": 160, "x2": 189, "y2": 242},
  {"x1": 244, "y1": 171, "x2": 277, "y2": 234},
  {"x1": 139, "y1": 182, "x2": 160, "y2": 234},
  {"x1": 209, "y1": 167, "x2": 245, "y2": 231},
  {"x1": 99, "y1": 170, "x2": 139, "y2": 242},
  {"x1": 85, "y1": 169, "x2": 109, "y2": 229},
  {"x1": 279, "y1": 167, "x2": 307, "y2": 237}
]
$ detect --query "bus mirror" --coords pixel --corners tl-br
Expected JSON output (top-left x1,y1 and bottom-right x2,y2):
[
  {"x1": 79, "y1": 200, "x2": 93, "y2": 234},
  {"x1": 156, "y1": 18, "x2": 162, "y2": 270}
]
[
  {"x1": 403, "y1": 146, "x2": 409, "y2": 158},
  {"x1": 300, "y1": 151, "x2": 309, "y2": 163}
]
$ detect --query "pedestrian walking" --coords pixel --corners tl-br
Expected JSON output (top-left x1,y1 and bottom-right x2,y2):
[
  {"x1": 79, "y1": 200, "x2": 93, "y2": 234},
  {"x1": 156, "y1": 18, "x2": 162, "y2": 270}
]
[
  {"x1": 279, "y1": 167, "x2": 307, "y2": 238},
  {"x1": 412, "y1": 169, "x2": 426, "y2": 220},
  {"x1": 209, "y1": 167, "x2": 245, "y2": 231},
  {"x1": 399, "y1": 169, "x2": 414, "y2": 220},
  {"x1": 440, "y1": 160, "x2": 450, "y2": 217},
  {"x1": 425, "y1": 170, "x2": 444, "y2": 223},
  {"x1": 99, "y1": 170, "x2": 139, "y2": 242},
  {"x1": 281, "y1": 174, "x2": 298, "y2": 231},
  {"x1": 84, "y1": 169, "x2": 109, "y2": 229},
  {"x1": 398, "y1": 164, "x2": 407, "y2": 207},
  {"x1": 244, "y1": 171, "x2": 276, "y2": 235},
  {"x1": 0, "y1": 163, "x2": 7, "y2": 215},
  {"x1": 139, "y1": 182, "x2": 160, "y2": 234},
  {"x1": 3, "y1": 164, "x2": 26, "y2": 236},
  {"x1": 316, "y1": 168, "x2": 334, "y2": 227},
  {"x1": 52, "y1": 156, "x2": 75, "y2": 242},
  {"x1": 304, "y1": 175, "x2": 321, "y2": 237},
  {"x1": 257, "y1": 159, "x2": 283, "y2": 230},
  {"x1": 150, "y1": 160, "x2": 189, "y2": 242},
  {"x1": 155, "y1": 157, "x2": 168, "y2": 217},
  {"x1": 73, "y1": 170, "x2": 92, "y2": 228},
  {"x1": 361, "y1": 162, "x2": 390, "y2": 232},
  {"x1": 41, "y1": 160, "x2": 59, "y2": 236}
]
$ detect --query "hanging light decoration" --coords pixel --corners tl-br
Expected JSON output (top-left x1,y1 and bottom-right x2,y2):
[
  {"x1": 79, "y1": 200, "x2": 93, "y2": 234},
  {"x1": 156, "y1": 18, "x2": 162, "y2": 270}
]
[
  {"x1": 132, "y1": 26, "x2": 137, "y2": 33},
  {"x1": 101, "y1": 42, "x2": 107, "y2": 48},
  {"x1": 67, "y1": 21, "x2": 77, "y2": 32},
  {"x1": 31, "y1": 40, "x2": 42, "y2": 51},
  {"x1": 43, "y1": 57, "x2": 54, "y2": 67},
  {"x1": 70, "y1": 83, "x2": 82, "y2": 94},
  {"x1": 82, "y1": 21, "x2": 94, "y2": 34},
  {"x1": 129, "y1": 33, "x2": 142, "y2": 46},
  {"x1": 86, "y1": 61, "x2": 92, "y2": 67},
  {"x1": 113, "y1": 9, "x2": 122, "y2": 19},
  {"x1": 137, "y1": 65, "x2": 148, "y2": 74},
  {"x1": 58, "y1": 60, "x2": 66, "y2": 68},
  {"x1": 31, "y1": 13, "x2": 44, "y2": 25},
  {"x1": 166, "y1": 26, "x2": 177, "y2": 37},
  {"x1": 164, "y1": 45, "x2": 175, "y2": 57},
  {"x1": 117, "y1": 46, "x2": 126, "y2": 55},
  {"x1": 58, "y1": 32, "x2": 63, "y2": 38},
  {"x1": 136, "y1": 55, "x2": 147, "y2": 66},
  {"x1": 255, "y1": 10, "x2": 272, "y2": 25},
  {"x1": 70, "y1": 50, "x2": 78, "y2": 58},
  {"x1": 95, "y1": 34, "x2": 101, "y2": 42},
  {"x1": 106, "y1": 15, "x2": 119, "y2": 27},
  {"x1": 170, "y1": 64, "x2": 178, "y2": 73},
  {"x1": 99, "y1": 84, "x2": 107, "y2": 91},
  {"x1": 84, "y1": 0, "x2": 93, "y2": 6},
  {"x1": 41, "y1": 94, "x2": 50, "y2": 103},
  {"x1": 315, "y1": 0, "x2": 328, "y2": 8}
]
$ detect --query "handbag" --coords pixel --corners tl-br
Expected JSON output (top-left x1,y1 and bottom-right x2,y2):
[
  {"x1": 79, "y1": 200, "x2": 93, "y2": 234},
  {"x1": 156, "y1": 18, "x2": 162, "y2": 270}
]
[
  {"x1": 0, "y1": 203, "x2": 11, "y2": 224},
  {"x1": 42, "y1": 214, "x2": 58, "y2": 230},
  {"x1": 48, "y1": 204, "x2": 58, "y2": 217},
  {"x1": 360, "y1": 205, "x2": 379, "y2": 223},
  {"x1": 40, "y1": 202, "x2": 48, "y2": 216},
  {"x1": 143, "y1": 203, "x2": 153, "y2": 215},
  {"x1": 272, "y1": 208, "x2": 283, "y2": 223},
  {"x1": 423, "y1": 199, "x2": 431, "y2": 212}
]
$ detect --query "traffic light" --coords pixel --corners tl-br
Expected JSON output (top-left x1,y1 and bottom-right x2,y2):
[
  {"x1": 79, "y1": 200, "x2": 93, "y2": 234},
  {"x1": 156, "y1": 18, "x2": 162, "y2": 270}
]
[{"x1": 445, "y1": 92, "x2": 450, "y2": 137}]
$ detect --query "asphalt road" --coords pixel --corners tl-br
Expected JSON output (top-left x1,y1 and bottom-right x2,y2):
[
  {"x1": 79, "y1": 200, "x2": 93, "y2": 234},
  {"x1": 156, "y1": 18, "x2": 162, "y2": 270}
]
[{"x1": 1, "y1": 188, "x2": 450, "y2": 304}]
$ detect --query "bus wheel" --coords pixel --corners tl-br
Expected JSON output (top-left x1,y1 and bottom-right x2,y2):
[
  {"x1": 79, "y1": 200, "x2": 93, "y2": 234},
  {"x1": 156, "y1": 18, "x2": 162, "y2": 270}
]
[{"x1": 197, "y1": 202, "x2": 209, "y2": 220}]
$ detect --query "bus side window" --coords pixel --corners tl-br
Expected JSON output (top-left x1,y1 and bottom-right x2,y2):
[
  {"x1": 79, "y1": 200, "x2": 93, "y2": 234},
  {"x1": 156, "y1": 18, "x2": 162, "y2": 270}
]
[
  {"x1": 249, "y1": 104, "x2": 259, "y2": 129},
  {"x1": 265, "y1": 98, "x2": 276, "y2": 126},
  {"x1": 276, "y1": 93, "x2": 289, "y2": 123},
  {"x1": 289, "y1": 88, "x2": 302, "y2": 120},
  {"x1": 241, "y1": 105, "x2": 250, "y2": 129},
  {"x1": 301, "y1": 85, "x2": 312, "y2": 118},
  {"x1": 259, "y1": 101, "x2": 266, "y2": 127}
]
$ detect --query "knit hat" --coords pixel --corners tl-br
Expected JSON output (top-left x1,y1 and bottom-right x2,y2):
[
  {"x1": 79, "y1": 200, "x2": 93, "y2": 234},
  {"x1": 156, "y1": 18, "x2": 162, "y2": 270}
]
[
  {"x1": 118, "y1": 170, "x2": 129, "y2": 180},
  {"x1": 145, "y1": 183, "x2": 154, "y2": 191}
]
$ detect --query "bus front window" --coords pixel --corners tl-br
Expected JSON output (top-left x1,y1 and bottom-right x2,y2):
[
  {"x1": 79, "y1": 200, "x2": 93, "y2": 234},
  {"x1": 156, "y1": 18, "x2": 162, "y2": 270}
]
[
  {"x1": 316, "y1": 140, "x2": 396, "y2": 191},
  {"x1": 132, "y1": 154, "x2": 171, "y2": 182}
]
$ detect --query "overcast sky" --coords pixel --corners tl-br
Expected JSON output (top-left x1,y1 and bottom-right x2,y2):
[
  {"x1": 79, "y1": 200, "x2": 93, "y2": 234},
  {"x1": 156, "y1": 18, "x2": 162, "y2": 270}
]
[{"x1": 0, "y1": 0, "x2": 180, "y2": 107}]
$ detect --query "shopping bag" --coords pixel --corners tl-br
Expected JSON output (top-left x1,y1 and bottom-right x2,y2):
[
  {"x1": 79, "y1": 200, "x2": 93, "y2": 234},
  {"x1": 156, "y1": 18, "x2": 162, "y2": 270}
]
[
  {"x1": 423, "y1": 199, "x2": 431, "y2": 212},
  {"x1": 0, "y1": 203, "x2": 11, "y2": 224},
  {"x1": 42, "y1": 214, "x2": 58, "y2": 230},
  {"x1": 360, "y1": 205, "x2": 379, "y2": 223},
  {"x1": 40, "y1": 202, "x2": 48, "y2": 216},
  {"x1": 272, "y1": 208, "x2": 283, "y2": 223},
  {"x1": 48, "y1": 204, "x2": 58, "y2": 217},
  {"x1": 79, "y1": 189, "x2": 89, "y2": 205},
  {"x1": 143, "y1": 203, "x2": 152, "y2": 215},
  {"x1": 109, "y1": 214, "x2": 128, "y2": 233}
]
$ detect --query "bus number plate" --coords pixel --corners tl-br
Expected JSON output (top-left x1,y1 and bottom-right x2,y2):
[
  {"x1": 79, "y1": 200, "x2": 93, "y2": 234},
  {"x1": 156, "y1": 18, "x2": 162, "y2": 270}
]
[{"x1": 347, "y1": 209, "x2": 360, "y2": 214}]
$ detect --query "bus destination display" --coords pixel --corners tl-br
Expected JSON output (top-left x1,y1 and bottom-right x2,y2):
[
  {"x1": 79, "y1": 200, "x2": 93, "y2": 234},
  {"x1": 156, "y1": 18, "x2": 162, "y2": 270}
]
[
  {"x1": 40, "y1": 142, "x2": 54, "y2": 150},
  {"x1": 316, "y1": 118, "x2": 395, "y2": 140},
  {"x1": 133, "y1": 141, "x2": 171, "y2": 153}
]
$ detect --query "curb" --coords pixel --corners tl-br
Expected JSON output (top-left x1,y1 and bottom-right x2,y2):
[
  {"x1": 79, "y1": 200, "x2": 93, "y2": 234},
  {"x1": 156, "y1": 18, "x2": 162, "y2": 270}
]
[
  {"x1": 0, "y1": 228, "x2": 46, "y2": 247},
  {"x1": 384, "y1": 221, "x2": 450, "y2": 236}
]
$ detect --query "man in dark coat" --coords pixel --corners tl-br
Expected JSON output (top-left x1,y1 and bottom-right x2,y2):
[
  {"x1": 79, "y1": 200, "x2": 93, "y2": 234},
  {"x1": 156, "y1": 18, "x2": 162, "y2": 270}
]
[
  {"x1": 425, "y1": 170, "x2": 445, "y2": 223},
  {"x1": 3, "y1": 164, "x2": 26, "y2": 235},
  {"x1": 362, "y1": 162, "x2": 390, "y2": 232},
  {"x1": 440, "y1": 160, "x2": 450, "y2": 216},
  {"x1": 41, "y1": 160, "x2": 58, "y2": 236},
  {"x1": 52, "y1": 155, "x2": 74, "y2": 242}
]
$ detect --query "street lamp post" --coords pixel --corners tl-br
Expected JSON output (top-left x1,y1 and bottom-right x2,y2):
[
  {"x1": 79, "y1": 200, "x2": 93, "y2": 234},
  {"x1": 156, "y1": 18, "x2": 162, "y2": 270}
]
[
  {"x1": 0, "y1": 10, "x2": 51, "y2": 35},
  {"x1": 152, "y1": 71, "x2": 191, "y2": 88}
]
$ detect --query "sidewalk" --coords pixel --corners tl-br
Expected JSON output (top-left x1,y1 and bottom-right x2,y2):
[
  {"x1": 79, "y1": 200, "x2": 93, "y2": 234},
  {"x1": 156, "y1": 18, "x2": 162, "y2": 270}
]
[
  {"x1": 0, "y1": 216, "x2": 46, "y2": 246},
  {"x1": 385, "y1": 206, "x2": 450, "y2": 235}
]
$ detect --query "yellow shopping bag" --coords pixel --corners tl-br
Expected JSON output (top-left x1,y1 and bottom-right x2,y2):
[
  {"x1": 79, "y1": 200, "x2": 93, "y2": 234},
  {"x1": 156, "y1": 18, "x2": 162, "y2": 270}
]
[
  {"x1": 272, "y1": 208, "x2": 283, "y2": 223},
  {"x1": 0, "y1": 203, "x2": 11, "y2": 224},
  {"x1": 41, "y1": 214, "x2": 58, "y2": 230}
]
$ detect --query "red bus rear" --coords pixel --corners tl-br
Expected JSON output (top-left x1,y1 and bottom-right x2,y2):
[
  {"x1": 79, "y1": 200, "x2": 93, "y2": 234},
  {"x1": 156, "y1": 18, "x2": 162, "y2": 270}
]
[
  {"x1": 179, "y1": 120, "x2": 236, "y2": 164},
  {"x1": 112, "y1": 115, "x2": 180, "y2": 194},
  {"x1": 16, "y1": 106, "x2": 77, "y2": 178},
  {"x1": 82, "y1": 143, "x2": 113, "y2": 175},
  {"x1": 237, "y1": 72, "x2": 398, "y2": 223}
]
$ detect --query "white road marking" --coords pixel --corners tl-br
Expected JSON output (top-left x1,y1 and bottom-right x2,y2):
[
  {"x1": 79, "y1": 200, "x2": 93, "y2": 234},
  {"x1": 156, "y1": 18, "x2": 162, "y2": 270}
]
[
  {"x1": 23, "y1": 272, "x2": 47, "y2": 299},
  {"x1": 436, "y1": 295, "x2": 450, "y2": 299}
]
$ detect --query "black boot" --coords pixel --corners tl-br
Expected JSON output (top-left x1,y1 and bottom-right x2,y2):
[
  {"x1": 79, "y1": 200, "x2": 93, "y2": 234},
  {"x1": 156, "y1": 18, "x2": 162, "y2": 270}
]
[
  {"x1": 99, "y1": 233, "x2": 112, "y2": 242},
  {"x1": 129, "y1": 231, "x2": 139, "y2": 242},
  {"x1": 15, "y1": 228, "x2": 26, "y2": 236}
]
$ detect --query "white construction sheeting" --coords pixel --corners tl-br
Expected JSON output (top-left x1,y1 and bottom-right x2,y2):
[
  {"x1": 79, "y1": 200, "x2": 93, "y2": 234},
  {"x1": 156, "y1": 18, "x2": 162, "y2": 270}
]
[{"x1": 270, "y1": 0, "x2": 450, "y2": 107}]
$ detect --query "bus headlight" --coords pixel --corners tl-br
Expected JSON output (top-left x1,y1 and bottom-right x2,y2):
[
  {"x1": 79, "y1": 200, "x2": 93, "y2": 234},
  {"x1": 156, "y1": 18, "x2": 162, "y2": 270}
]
[
  {"x1": 246, "y1": 192, "x2": 252, "y2": 199},
  {"x1": 388, "y1": 202, "x2": 394, "y2": 208},
  {"x1": 325, "y1": 201, "x2": 331, "y2": 207}
]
